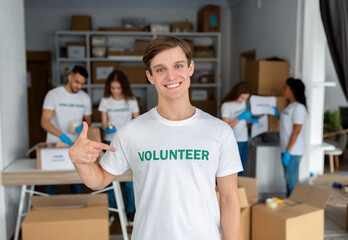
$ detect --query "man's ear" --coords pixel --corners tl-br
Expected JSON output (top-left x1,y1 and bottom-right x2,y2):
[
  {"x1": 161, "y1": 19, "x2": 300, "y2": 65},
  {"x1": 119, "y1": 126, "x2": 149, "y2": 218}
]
[
  {"x1": 67, "y1": 73, "x2": 73, "y2": 83},
  {"x1": 188, "y1": 60, "x2": 194, "y2": 77},
  {"x1": 146, "y1": 70, "x2": 155, "y2": 85}
]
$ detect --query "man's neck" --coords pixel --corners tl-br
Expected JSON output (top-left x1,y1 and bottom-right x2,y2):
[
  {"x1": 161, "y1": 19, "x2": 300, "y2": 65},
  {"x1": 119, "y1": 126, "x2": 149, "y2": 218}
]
[
  {"x1": 156, "y1": 94, "x2": 195, "y2": 121},
  {"x1": 64, "y1": 84, "x2": 73, "y2": 94}
]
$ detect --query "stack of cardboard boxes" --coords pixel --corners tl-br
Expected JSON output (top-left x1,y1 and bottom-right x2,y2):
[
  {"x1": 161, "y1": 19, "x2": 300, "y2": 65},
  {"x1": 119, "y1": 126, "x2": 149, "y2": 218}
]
[{"x1": 246, "y1": 58, "x2": 289, "y2": 131}]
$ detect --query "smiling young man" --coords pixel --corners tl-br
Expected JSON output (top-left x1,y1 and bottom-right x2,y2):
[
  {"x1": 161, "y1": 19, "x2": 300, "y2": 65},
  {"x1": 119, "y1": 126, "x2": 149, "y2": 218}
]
[{"x1": 69, "y1": 36, "x2": 242, "y2": 240}]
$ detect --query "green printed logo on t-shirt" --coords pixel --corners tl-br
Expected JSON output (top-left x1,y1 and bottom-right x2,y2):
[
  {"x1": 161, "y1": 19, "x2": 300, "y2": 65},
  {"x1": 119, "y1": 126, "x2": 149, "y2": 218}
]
[
  {"x1": 107, "y1": 108, "x2": 130, "y2": 112},
  {"x1": 59, "y1": 103, "x2": 84, "y2": 108},
  {"x1": 138, "y1": 149, "x2": 209, "y2": 161},
  {"x1": 234, "y1": 108, "x2": 245, "y2": 115},
  {"x1": 283, "y1": 111, "x2": 289, "y2": 116}
]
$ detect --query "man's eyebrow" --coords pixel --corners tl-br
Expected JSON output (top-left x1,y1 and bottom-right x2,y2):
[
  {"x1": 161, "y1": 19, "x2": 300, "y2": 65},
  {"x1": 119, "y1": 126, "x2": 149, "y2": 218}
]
[
  {"x1": 153, "y1": 61, "x2": 186, "y2": 69},
  {"x1": 153, "y1": 64, "x2": 165, "y2": 69}
]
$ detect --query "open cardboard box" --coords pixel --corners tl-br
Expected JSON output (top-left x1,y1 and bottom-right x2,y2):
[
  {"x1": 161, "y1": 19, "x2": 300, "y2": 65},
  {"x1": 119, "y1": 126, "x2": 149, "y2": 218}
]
[
  {"x1": 252, "y1": 184, "x2": 333, "y2": 240},
  {"x1": 22, "y1": 194, "x2": 109, "y2": 240},
  {"x1": 27, "y1": 127, "x2": 101, "y2": 170},
  {"x1": 216, "y1": 177, "x2": 258, "y2": 240}
]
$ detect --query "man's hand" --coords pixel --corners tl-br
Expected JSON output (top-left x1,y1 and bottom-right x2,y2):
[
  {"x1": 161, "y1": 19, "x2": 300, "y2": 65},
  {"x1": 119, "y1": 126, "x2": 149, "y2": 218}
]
[{"x1": 69, "y1": 122, "x2": 116, "y2": 165}]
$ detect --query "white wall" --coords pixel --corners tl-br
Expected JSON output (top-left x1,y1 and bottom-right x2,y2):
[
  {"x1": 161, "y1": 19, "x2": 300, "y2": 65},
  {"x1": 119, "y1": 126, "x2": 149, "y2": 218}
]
[
  {"x1": 24, "y1": 2, "x2": 232, "y2": 99},
  {"x1": 229, "y1": 0, "x2": 299, "y2": 95},
  {"x1": 324, "y1": 47, "x2": 348, "y2": 112},
  {"x1": 0, "y1": 0, "x2": 28, "y2": 239}
]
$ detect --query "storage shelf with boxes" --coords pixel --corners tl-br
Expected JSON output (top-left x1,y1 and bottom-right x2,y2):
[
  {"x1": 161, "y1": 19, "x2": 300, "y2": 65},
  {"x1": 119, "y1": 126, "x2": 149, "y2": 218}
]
[{"x1": 55, "y1": 30, "x2": 222, "y2": 119}]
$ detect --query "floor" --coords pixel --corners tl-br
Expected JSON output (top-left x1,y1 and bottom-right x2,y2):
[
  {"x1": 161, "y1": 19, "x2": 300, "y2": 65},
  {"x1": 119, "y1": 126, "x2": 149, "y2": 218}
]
[{"x1": 108, "y1": 155, "x2": 348, "y2": 240}]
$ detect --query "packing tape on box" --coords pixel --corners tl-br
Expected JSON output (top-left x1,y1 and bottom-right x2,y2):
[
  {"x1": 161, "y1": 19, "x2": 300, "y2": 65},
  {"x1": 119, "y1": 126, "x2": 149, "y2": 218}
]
[{"x1": 265, "y1": 198, "x2": 278, "y2": 208}]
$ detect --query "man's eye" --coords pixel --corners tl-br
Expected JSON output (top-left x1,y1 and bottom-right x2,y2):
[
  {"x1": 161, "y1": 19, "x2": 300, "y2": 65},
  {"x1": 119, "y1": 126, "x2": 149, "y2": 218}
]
[
  {"x1": 175, "y1": 65, "x2": 183, "y2": 69},
  {"x1": 157, "y1": 68, "x2": 164, "y2": 72}
]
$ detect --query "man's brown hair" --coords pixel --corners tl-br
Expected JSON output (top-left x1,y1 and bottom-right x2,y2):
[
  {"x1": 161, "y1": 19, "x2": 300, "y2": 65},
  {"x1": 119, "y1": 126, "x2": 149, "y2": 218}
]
[{"x1": 142, "y1": 35, "x2": 192, "y2": 75}]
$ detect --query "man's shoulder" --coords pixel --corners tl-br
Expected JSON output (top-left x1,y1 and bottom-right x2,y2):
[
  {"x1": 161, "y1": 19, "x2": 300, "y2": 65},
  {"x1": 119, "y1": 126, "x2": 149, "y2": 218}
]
[
  {"x1": 77, "y1": 89, "x2": 91, "y2": 99},
  {"x1": 197, "y1": 108, "x2": 231, "y2": 129}
]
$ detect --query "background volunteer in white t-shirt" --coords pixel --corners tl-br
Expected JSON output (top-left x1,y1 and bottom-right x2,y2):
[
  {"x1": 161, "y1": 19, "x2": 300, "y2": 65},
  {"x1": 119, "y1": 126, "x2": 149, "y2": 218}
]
[
  {"x1": 69, "y1": 36, "x2": 243, "y2": 240},
  {"x1": 220, "y1": 82, "x2": 259, "y2": 176},
  {"x1": 98, "y1": 70, "x2": 139, "y2": 225},
  {"x1": 41, "y1": 65, "x2": 92, "y2": 194},
  {"x1": 279, "y1": 78, "x2": 307, "y2": 196}
]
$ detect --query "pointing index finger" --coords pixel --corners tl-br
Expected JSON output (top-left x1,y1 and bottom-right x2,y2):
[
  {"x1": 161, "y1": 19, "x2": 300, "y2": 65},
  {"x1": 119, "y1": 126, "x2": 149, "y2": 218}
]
[{"x1": 90, "y1": 141, "x2": 116, "y2": 152}]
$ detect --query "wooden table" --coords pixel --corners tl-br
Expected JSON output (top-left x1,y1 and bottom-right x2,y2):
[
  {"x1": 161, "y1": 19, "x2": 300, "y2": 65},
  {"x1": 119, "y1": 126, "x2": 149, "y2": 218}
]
[{"x1": 2, "y1": 158, "x2": 132, "y2": 240}]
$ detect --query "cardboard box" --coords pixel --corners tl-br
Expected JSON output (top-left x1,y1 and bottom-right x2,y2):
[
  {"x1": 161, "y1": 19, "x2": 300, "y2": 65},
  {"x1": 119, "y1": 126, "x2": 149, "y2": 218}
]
[
  {"x1": 191, "y1": 99, "x2": 217, "y2": 116},
  {"x1": 190, "y1": 89, "x2": 209, "y2": 101},
  {"x1": 194, "y1": 45, "x2": 215, "y2": 58},
  {"x1": 71, "y1": 15, "x2": 91, "y2": 31},
  {"x1": 246, "y1": 58, "x2": 289, "y2": 96},
  {"x1": 22, "y1": 194, "x2": 108, "y2": 240},
  {"x1": 171, "y1": 22, "x2": 193, "y2": 32},
  {"x1": 92, "y1": 107, "x2": 101, "y2": 122},
  {"x1": 66, "y1": 42, "x2": 86, "y2": 58},
  {"x1": 134, "y1": 39, "x2": 151, "y2": 55},
  {"x1": 92, "y1": 61, "x2": 117, "y2": 84},
  {"x1": 107, "y1": 51, "x2": 137, "y2": 57},
  {"x1": 200, "y1": 75, "x2": 215, "y2": 83},
  {"x1": 118, "y1": 66, "x2": 147, "y2": 84},
  {"x1": 252, "y1": 184, "x2": 333, "y2": 240},
  {"x1": 216, "y1": 177, "x2": 258, "y2": 240},
  {"x1": 91, "y1": 35, "x2": 106, "y2": 46},
  {"x1": 27, "y1": 127, "x2": 101, "y2": 170},
  {"x1": 268, "y1": 96, "x2": 288, "y2": 132},
  {"x1": 183, "y1": 39, "x2": 195, "y2": 56},
  {"x1": 197, "y1": 5, "x2": 220, "y2": 32}
]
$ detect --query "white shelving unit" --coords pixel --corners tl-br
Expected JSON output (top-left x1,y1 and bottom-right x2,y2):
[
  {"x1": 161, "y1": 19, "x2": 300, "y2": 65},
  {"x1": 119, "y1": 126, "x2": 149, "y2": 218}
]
[{"x1": 55, "y1": 31, "x2": 221, "y2": 116}]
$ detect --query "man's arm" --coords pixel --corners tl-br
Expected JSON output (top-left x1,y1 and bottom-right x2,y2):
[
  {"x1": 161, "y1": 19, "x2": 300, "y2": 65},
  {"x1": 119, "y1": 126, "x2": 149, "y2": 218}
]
[
  {"x1": 83, "y1": 114, "x2": 92, "y2": 125},
  {"x1": 69, "y1": 122, "x2": 117, "y2": 190},
  {"x1": 41, "y1": 109, "x2": 62, "y2": 137},
  {"x1": 217, "y1": 173, "x2": 240, "y2": 240}
]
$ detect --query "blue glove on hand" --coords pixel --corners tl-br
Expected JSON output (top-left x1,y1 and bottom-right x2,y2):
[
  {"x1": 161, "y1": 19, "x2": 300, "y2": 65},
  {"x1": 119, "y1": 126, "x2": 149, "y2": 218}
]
[
  {"x1": 273, "y1": 106, "x2": 280, "y2": 118},
  {"x1": 74, "y1": 124, "x2": 83, "y2": 134},
  {"x1": 282, "y1": 152, "x2": 291, "y2": 167},
  {"x1": 237, "y1": 110, "x2": 252, "y2": 121},
  {"x1": 59, "y1": 133, "x2": 73, "y2": 146},
  {"x1": 249, "y1": 118, "x2": 259, "y2": 124},
  {"x1": 104, "y1": 126, "x2": 116, "y2": 134}
]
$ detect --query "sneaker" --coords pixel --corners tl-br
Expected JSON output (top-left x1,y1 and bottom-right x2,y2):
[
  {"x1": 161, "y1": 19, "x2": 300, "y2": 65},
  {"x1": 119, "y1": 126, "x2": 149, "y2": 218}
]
[
  {"x1": 127, "y1": 211, "x2": 135, "y2": 226},
  {"x1": 109, "y1": 215, "x2": 115, "y2": 227}
]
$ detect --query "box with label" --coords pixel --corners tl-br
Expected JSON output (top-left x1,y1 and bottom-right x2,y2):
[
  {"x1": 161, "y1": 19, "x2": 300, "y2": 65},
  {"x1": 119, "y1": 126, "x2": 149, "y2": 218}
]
[
  {"x1": 268, "y1": 96, "x2": 288, "y2": 132},
  {"x1": 71, "y1": 15, "x2": 91, "y2": 31},
  {"x1": 27, "y1": 127, "x2": 101, "y2": 170},
  {"x1": 134, "y1": 39, "x2": 151, "y2": 55},
  {"x1": 92, "y1": 61, "x2": 118, "y2": 84},
  {"x1": 252, "y1": 184, "x2": 332, "y2": 240},
  {"x1": 197, "y1": 5, "x2": 220, "y2": 32},
  {"x1": 118, "y1": 66, "x2": 147, "y2": 84},
  {"x1": 66, "y1": 42, "x2": 86, "y2": 58},
  {"x1": 216, "y1": 177, "x2": 258, "y2": 240},
  {"x1": 190, "y1": 89, "x2": 209, "y2": 101},
  {"x1": 246, "y1": 58, "x2": 289, "y2": 96},
  {"x1": 194, "y1": 45, "x2": 215, "y2": 58},
  {"x1": 171, "y1": 22, "x2": 193, "y2": 32},
  {"x1": 22, "y1": 194, "x2": 108, "y2": 240}
]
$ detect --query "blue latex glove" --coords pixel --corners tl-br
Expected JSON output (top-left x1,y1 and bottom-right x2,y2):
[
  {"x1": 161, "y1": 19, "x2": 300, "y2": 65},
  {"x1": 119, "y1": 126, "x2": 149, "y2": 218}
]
[
  {"x1": 104, "y1": 126, "x2": 116, "y2": 134},
  {"x1": 74, "y1": 124, "x2": 83, "y2": 134},
  {"x1": 237, "y1": 110, "x2": 252, "y2": 121},
  {"x1": 273, "y1": 106, "x2": 280, "y2": 117},
  {"x1": 59, "y1": 133, "x2": 73, "y2": 146},
  {"x1": 249, "y1": 118, "x2": 259, "y2": 124},
  {"x1": 282, "y1": 152, "x2": 291, "y2": 167}
]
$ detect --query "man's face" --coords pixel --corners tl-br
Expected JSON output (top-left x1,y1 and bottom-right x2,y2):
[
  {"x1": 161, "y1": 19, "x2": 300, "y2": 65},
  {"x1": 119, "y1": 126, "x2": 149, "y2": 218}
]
[
  {"x1": 68, "y1": 73, "x2": 86, "y2": 93},
  {"x1": 146, "y1": 46, "x2": 194, "y2": 102}
]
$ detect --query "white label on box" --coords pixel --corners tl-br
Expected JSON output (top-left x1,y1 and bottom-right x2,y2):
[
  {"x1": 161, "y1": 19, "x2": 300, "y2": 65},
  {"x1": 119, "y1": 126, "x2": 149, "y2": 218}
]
[
  {"x1": 41, "y1": 148, "x2": 75, "y2": 170},
  {"x1": 96, "y1": 67, "x2": 114, "y2": 80},
  {"x1": 251, "y1": 115, "x2": 268, "y2": 138},
  {"x1": 67, "y1": 46, "x2": 85, "y2": 58},
  {"x1": 191, "y1": 90, "x2": 208, "y2": 101},
  {"x1": 250, "y1": 95, "x2": 277, "y2": 115}
]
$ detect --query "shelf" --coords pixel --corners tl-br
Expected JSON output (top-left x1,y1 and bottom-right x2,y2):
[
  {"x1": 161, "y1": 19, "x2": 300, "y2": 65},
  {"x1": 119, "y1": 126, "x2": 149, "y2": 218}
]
[
  {"x1": 92, "y1": 56, "x2": 143, "y2": 62},
  {"x1": 58, "y1": 58, "x2": 88, "y2": 62},
  {"x1": 90, "y1": 84, "x2": 149, "y2": 88},
  {"x1": 193, "y1": 58, "x2": 218, "y2": 62}
]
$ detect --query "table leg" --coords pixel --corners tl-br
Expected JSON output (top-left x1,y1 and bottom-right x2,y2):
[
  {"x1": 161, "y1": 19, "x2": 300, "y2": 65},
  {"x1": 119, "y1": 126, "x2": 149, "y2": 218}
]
[
  {"x1": 113, "y1": 182, "x2": 129, "y2": 240},
  {"x1": 329, "y1": 154, "x2": 334, "y2": 173},
  {"x1": 27, "y1": 185, "x2": 34, "y2": 212},
  {"x1": 14, "y1": 185, "x2": 27, "y2": 240}
]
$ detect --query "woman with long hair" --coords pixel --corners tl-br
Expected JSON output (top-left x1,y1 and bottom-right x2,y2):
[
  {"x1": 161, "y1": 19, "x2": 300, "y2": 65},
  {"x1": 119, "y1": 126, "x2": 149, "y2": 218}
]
[
  {"x1": 220, "y1": 82, "x2": 258, "y2": 176},
  {"x1": 98, "y1": 70, "x2": 139, "y2": 225},
  {"x1": 280, "y1": 78, "x2": 307, "y2": 195}
]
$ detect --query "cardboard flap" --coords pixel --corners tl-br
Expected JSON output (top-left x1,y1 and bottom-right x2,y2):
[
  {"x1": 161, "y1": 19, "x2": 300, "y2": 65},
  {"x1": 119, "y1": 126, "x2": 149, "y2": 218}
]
[
  {"x1": 238, "y1": 177, "x2": 258, "y2": 201},
  {"x1": 30, "y1": 194, "x2": 108, "y2": 210},
  {"x1": 238, "y1": 188, "x2": 249, "y2": 209},
  {"x1": 289, "y1": 184, "x2": 333, "y2": 209},
  {"x1": 87, "y1": 127, "x2": 102, "y2": 143},
  {"x1": 26, "y1": 142, "x2": 56, "y2": 156}
]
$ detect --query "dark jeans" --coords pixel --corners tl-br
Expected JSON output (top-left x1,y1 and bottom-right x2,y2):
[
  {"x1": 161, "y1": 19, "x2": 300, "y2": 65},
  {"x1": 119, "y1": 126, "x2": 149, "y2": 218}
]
[
  {"x1": 281, "y1": 153, "x2": 302, "y2": 196},
  {"x1": 237, "y1": 141, "x2": 248, "y2": 176},
  {"x1": 45, "y1": 184, "x2": 82, "y2": 195}
]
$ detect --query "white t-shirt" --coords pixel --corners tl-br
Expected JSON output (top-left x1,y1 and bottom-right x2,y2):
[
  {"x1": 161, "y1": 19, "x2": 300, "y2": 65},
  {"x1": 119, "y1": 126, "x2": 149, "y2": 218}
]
[
  {"x1": 98, "y1": 97, "x2": 139, "y2": 141},
  {"x1": 42, "y1": 86, "x2": 92, "y2": 143},
  {"x1": 280, "y1": 102, "x2": 307, "y2": 155},
  {"x1": 100, "y1": 108, "x2": 243, "y2": 240},
  {"x1": 220, "y1": 101, "x2": 248, "y2": 142}
]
